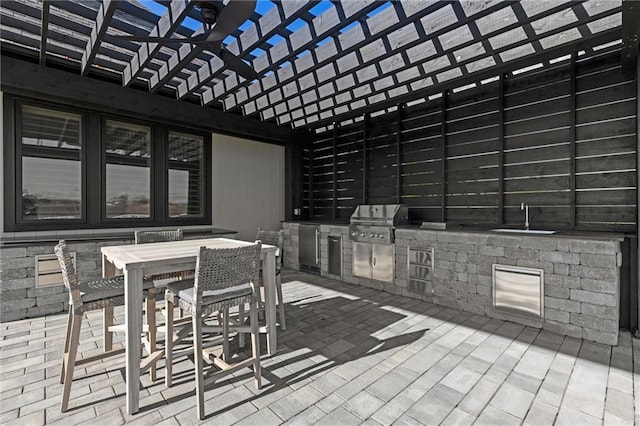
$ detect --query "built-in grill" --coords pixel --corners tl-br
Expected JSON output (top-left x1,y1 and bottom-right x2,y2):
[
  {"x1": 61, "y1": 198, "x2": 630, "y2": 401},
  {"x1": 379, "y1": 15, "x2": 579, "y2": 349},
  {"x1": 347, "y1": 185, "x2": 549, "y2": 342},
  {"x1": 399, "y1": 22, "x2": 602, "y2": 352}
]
[
  {"x1": 349, "y1": 204, "x2": 409, "y2": 244},
  {"x1": 349, "y1": 204, "x2": 408, "y2": 283}
]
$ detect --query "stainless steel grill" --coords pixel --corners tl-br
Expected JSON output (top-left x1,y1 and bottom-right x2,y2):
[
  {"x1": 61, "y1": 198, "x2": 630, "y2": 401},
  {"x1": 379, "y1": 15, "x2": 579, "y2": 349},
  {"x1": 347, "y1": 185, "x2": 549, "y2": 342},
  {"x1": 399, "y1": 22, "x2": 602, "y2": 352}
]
[
  {"x1": 349, "y1": 204, "x2": 408, "y2": 244},
  {"x1": 349, "y1": 204, "x2": 408, "y2": 283}
]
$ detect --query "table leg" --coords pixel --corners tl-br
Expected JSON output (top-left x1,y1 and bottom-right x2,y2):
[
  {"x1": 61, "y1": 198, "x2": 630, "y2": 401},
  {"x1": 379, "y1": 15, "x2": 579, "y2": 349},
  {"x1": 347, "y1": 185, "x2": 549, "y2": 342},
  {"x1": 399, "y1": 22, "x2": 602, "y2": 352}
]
[
  {"x1": 125, "y1": 268, "x2": 143, "y2": 415},
  {"x1": 262, "y1": 251, "x2": 277, "y2": 355}
]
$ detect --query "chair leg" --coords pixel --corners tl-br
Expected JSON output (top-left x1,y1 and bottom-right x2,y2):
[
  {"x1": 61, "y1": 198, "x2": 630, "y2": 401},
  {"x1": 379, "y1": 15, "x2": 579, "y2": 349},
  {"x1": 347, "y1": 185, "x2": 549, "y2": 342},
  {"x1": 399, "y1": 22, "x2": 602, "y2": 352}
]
[
  {"x1": 238, "y1": 304, "x2": 245, "y2": 348},
  {"x1": 60, "y1": 309, "x2": 73, "y2": 384},
  {"x1": 165, "y1": 299, "x2": 174, "y2": 388},
  {"x1": 249, "y1": 298, "x2": 261, "y2": 390},
  {"x1": 61, "y1": 312, "x2": 82, "y2": 412},
  {"x1": 276, "y1": 274, "x2": 286, "y2": 330},
  {"x1": 103, "y1": 306, "x2": 114, "y2": 351},
  {"x1": 192, "y1": 307, "x2": 205, "y2": 420},
  {"x1": 222, "y1": 307, "x2": 229, "y2": 362},
  {"x1": 146, "y1": 292, "x2": 157, "y2": 382}
]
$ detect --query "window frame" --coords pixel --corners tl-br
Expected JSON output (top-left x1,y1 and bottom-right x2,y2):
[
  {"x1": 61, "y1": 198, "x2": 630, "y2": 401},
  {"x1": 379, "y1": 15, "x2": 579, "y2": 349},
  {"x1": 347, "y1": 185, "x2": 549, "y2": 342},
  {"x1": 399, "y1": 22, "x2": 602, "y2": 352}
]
[
  {"x1": 101, "y1": 116, "x2": 156, "y2": 224},
  {"x1": 14, "y1": 100, "x2": 88, "y2": 227},
  {"x1": 166, "y1": 129, "x2": 208, "y2": 221},
  {"x1": 3, "y1": 95, "x2": 212, "y2": 232}
]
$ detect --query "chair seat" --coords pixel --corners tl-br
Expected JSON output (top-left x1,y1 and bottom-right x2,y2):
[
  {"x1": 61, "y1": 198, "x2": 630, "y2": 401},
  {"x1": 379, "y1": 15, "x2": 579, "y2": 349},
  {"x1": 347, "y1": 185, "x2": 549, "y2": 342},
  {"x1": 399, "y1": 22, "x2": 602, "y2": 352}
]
[
  {"x1": 78, "y1": 275, "x2": 155, "y2": 303},
  {"x1": 167, "y1": 278, "x2": 254, "y2": 306}
]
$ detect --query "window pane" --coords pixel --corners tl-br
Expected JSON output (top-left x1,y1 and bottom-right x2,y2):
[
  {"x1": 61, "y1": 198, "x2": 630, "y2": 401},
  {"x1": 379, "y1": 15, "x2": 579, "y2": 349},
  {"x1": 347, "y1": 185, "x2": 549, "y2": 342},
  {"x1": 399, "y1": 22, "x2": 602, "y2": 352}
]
[
  {"x1": 21, "y1": 105, "x2": 82, "y2": 220},
  {"x1": 105, "y1": 120, "x2": 151, "y2": 219},
  {"x1": 168, "y1": 131, "x2": 204, "y2": 218}
]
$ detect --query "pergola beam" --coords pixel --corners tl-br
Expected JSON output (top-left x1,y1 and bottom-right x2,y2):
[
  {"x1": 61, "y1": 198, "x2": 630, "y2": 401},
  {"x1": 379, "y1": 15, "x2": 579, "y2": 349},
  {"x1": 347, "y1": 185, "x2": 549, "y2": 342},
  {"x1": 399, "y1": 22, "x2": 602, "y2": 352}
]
[
  {"x1": 123, "y1": 0, "x2": 196, "y2": 87},
  {"x1": 81, "y1": 0, "x2": 118, "y2": 76},
  {"x1": 622, "y1": 0, "x2": 640, "y2": 73},
  {"x1": 284, "y1": 4, "x2": 619, "y2": 128},
  {"x1": 307, "y1": 29, "x2": 619, "y2": 130},
  {"x1": 39, "y1": 0, "x2": 50, "y2": 65},
  {"x1": 176, "y1": 1, "x2": 316, "y2": 100}
]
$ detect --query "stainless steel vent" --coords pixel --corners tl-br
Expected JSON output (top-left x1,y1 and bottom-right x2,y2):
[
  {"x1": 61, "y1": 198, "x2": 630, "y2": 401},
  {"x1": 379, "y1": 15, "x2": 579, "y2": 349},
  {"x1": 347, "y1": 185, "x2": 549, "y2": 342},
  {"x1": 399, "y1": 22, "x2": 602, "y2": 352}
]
[{"x1": 493, "y1": 264, "x2": 543, "y2": 319}]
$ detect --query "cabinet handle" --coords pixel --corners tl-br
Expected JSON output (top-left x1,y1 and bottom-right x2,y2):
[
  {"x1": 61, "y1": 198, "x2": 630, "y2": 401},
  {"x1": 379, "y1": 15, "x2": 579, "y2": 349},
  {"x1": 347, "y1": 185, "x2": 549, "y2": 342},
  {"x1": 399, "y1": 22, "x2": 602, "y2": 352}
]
[
  {"x1": 372, "y1": 257, "x2": 376, "y2": 266},
  {"x1": 315, "y1": 229, "x2": 320, "y2": 264}
]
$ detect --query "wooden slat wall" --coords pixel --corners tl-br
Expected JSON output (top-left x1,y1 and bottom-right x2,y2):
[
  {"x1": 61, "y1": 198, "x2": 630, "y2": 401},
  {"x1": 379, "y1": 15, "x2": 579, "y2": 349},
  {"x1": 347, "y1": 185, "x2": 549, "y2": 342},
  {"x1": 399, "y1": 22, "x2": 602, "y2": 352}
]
[{"x1": 309, "y1": 49, "x2": 637, "y2": 232}]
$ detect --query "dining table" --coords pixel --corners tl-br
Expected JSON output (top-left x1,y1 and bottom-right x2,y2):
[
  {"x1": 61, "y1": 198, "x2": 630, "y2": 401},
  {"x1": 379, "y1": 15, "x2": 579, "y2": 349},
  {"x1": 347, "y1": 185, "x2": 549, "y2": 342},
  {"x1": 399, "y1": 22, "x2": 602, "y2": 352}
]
[{"x1": 101, "y1": 237, "x2": 278, "y2": 415}]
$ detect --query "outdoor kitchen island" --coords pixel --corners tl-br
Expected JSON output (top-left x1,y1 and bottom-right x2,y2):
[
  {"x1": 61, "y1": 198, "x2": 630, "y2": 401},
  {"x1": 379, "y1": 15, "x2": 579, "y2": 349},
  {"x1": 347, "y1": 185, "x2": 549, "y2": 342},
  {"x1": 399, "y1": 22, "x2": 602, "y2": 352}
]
[{"x1": 283, "y1": 222, "x2": 626, "y2": 346}]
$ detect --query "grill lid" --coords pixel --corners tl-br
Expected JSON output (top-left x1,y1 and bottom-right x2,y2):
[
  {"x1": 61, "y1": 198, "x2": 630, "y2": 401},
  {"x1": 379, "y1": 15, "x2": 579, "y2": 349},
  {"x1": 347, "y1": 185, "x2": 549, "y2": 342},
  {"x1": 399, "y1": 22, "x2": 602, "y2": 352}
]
[{"x1": 349, "y1": 204, "x2": 409, "y2": 227}]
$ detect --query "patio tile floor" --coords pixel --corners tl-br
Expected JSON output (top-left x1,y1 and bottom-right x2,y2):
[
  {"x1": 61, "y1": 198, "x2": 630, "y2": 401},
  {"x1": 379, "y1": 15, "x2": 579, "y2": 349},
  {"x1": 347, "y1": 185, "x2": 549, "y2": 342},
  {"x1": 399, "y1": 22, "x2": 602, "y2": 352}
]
[{"x1": 1, "y1": 269, "x2": 638, "y2": 425}]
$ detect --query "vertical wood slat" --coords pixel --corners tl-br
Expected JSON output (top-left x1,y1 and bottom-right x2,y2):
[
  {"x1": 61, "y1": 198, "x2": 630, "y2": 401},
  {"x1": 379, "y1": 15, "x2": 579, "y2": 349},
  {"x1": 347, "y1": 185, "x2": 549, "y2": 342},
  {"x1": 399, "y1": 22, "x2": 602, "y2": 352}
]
[
  {"x1": 396, "y1": 105, "x2": 402, "y2": 204},
  {"x1": 308, "y1": 144, "x2": 314, "y2": 218},
  {"x1": 569, "y1": 53, "x2": 577, "y2": 228},
  {"x1": 498, "y1": 75, "x2": 505, "y2": 225},
  {"x1": 441, "y1": 92, "x2": 447, "y2": 223},
  {"x1": 332, "y1": 124, "x2": 337, "y2": 219},
  {"x1": 363, "y1": 114, "x2": 369, "y2": 205}
]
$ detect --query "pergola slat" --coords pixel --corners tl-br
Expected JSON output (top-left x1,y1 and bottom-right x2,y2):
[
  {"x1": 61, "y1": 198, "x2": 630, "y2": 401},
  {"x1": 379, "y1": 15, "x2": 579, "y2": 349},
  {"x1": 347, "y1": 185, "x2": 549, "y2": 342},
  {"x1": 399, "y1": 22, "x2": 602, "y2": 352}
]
[{"x1": 81, "y1": 0, "x2": 118, "y2": 76}]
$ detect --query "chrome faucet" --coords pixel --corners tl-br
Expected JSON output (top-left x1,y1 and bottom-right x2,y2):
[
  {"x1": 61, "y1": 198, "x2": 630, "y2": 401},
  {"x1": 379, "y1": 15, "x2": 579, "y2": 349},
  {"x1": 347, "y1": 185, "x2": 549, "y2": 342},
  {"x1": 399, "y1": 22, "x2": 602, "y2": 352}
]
[{"x1": 521, "y1": 203, "x2": 529, "y2": 230}]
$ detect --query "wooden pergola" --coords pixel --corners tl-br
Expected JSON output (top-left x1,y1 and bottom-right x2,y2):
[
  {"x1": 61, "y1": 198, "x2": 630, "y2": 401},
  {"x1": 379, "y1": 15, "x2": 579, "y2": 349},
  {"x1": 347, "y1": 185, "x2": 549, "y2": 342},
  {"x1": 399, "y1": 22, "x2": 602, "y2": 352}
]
[{"x1": 1, "y1": 0, "x2": 635, "y2": 135}]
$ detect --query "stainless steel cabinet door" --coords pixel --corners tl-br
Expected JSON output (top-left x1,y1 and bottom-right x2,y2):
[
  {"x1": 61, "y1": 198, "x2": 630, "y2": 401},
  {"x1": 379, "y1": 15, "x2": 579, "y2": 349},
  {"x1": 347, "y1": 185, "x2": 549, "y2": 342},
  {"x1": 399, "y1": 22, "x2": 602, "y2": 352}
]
[
  {"x1": 299, "y1": 225, "x2": 320, "y2": 268},
  {"x1": 372, "y1": 244, "x2": 394, "y2": 282},
  {"x1": 352, "y1": 242, "x2": 372, "y2": 279}
]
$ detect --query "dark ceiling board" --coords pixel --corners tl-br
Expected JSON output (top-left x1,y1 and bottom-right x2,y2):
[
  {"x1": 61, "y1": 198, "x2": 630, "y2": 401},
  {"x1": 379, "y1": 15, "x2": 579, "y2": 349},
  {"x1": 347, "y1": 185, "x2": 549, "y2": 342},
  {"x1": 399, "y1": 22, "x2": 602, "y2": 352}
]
[
  {"x1": 622, "y1": 0, "x2": 640, "y2": 73},
  {"x1": 39, "y1": 0, "x2": 49, "y2": 65},
  {"x1": 0, "y1": 55, "x2": 303, "y2": 145},
  {"x1": 81, "y1": 0, "x2": 119, "y2": 76},
  {"x1": 308, "y1": 30, "x2": 619, "y2": 130}
]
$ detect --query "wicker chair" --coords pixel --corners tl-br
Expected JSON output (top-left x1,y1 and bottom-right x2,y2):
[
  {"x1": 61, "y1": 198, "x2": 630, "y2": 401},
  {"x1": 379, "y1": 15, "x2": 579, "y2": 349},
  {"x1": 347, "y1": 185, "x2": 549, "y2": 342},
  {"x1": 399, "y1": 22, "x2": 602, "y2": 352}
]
[
  {"x1": 54, "y1": 240, "x2": 156, "y2": 412},
  {"x1": 256, "y1": 228, "x2": 286, "y2": 330},
  {"x1": 164, "y1": 243, "x2": 262, "y2": 420},
  {"x1": 134, "y1": 229, "x2": 193, "y2": 380}
]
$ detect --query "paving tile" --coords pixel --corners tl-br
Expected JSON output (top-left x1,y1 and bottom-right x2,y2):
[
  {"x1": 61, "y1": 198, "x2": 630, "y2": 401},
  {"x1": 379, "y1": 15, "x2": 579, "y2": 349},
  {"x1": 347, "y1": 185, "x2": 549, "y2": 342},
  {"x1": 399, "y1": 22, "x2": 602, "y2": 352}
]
[
  {"x1": 440, "y1": 365, "x2": 482, "y2": 394},
  {"x1": 268, "y1": 383, "x2": 324, "y2": 421},
  {"x1": 458, "y1": 376, "x2": 500, "y2": 416},
  {"x1": 314, "y1": 406, "x2": 362, "y2": 426},
  {"x1": 441, "y1": 407, "x2": 475, "y2": 425},
  {"x1": 365, "y1": 365, "x2": 417, "y2": 402},
  {"x1": 489, "y1": 381, "x2": 535, "y2": 419},
  {"x1": 604, "y1": 388, "x2": 634, "y2": 421},
  {"x1": 523, "y1": 399, "x2": 557, "y2": 425},
  {"x1": 475, "y1": 405, "x2": 520, "y2": 426},
  {"x1": 315, "y1": 392, "x2": 345, "y2": 413},
  {"x1": 237, "y1": 407, "x2": 282, "y2": 426},
  {"x1": 405, "y1": 383, "x2": 463, "y2": 425},
  {"x1": 555, "y1": 406, "x2": 601, "y2": 426},
  {"x1": 343, "y1": 390, "x2": 385, "y2": 420}
]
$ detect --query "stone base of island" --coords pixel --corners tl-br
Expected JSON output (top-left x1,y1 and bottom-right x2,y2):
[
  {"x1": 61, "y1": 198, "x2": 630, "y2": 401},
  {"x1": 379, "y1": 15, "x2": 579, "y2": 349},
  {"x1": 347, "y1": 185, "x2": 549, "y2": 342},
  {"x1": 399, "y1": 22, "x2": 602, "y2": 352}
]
[{"x1": 283, "y1": 222, "x2": 624, "y2": 346}]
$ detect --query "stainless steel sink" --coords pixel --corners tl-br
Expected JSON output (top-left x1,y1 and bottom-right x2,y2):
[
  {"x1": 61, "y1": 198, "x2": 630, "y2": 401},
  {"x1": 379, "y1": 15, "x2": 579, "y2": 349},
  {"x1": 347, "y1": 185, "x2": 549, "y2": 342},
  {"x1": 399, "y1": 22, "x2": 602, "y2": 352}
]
[{"x1": 492, "y1": 228, "x2": 556, "y2": 235}]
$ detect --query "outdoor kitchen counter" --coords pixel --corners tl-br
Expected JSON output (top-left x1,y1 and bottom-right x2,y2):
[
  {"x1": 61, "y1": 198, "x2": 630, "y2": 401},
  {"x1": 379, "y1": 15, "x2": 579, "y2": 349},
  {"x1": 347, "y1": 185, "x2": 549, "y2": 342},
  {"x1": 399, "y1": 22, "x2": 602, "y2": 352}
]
[{"x1": 283, "y1": 222, "x2": 628, "y2": 346}]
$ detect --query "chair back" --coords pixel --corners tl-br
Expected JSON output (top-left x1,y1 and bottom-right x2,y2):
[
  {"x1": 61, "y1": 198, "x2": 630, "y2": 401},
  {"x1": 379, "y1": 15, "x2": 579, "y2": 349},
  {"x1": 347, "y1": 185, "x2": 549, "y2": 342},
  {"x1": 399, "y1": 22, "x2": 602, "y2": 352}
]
[
  {"x1": 135, "y1": 229, "x2": 183, "y2": 244},
  {"x1": 256, "y1": 229, "x2": 283, "y2": 270},
  {"x1": 193, "y1": 242, "x2": 262, "y2": 302},
  {"x1": 54, "y1": 240, "x2": 83, "y2": 309}
]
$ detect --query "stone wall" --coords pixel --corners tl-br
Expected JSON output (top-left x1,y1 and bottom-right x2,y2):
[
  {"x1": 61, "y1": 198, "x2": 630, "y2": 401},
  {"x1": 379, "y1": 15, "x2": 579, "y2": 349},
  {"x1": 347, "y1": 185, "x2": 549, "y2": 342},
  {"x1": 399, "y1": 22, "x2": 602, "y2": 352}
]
[
  {"x1": 393, "y1": 229, "x2": 622, "y2": 346},
  {"x1": 283, "y1": 222, "x2": 623, "y2": 346},
  {"x1": 0, "y1": 231, "x2": 234, "y2": 322}
]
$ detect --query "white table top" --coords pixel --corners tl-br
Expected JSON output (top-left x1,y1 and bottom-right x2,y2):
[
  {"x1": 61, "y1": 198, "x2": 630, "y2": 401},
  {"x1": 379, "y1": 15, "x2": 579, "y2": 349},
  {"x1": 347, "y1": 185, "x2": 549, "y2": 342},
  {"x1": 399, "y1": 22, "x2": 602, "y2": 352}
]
[{"x1": 101, "y1": 237, "x2": 276, "y2": 271}]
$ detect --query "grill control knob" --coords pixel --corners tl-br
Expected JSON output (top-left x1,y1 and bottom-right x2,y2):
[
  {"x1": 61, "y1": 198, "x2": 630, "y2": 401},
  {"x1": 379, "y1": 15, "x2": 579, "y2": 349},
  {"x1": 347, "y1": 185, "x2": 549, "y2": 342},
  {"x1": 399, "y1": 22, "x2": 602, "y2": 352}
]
[{"x1": 370, "y1": 233, "x2": 375, "y2": 238}]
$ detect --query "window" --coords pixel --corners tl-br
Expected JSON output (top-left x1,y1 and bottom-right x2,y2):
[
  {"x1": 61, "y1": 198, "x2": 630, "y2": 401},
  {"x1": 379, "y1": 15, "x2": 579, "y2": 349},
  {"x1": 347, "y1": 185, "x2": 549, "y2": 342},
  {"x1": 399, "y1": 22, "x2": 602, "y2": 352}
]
[
  {"x1": 105, "y1": 120, "x2": 152, "y2": 219},
  {"x1": 6, "y1": 97, "x2": 211, "y2": 231},
  {"x1": 168, "y1": 131, "x2": 204, "y2": 218},
  {"x1": 20, "y1": 105, "x2": 83, "y2": 221}
]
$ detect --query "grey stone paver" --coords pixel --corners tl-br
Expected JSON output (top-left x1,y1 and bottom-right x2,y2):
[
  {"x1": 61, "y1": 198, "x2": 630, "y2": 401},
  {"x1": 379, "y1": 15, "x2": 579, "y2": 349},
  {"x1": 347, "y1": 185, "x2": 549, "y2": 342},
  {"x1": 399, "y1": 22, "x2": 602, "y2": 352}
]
[{"x1": 1, "y1": 268, "x2": 638, "y2": 425}]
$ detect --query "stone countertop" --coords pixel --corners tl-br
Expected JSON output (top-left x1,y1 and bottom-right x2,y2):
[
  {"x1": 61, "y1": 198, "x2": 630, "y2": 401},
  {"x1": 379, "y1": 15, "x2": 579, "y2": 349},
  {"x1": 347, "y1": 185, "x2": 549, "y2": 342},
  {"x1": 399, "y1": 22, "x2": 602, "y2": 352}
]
[
  {"x1": 284, "y1": 220, "x2": 630, "y2": 242},
  {"x1": 395, "y1": 226, "x2": 629, "y2": 242},
  {"x1": 0, "y1": 227, "x2": 237, "y2": 247}
]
